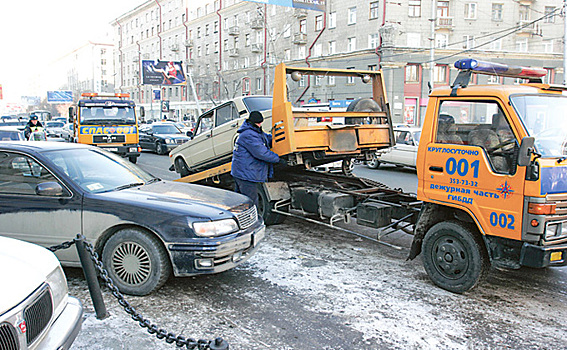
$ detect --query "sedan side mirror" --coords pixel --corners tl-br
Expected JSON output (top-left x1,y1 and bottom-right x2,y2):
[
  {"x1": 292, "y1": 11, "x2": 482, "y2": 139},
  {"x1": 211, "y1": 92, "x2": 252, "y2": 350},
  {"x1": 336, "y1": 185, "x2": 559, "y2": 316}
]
[
  {"x1": 518, "y1": 136, "x2": 535, "y2": 167},
  {"x1": 186, "y1": 131, "x2": 194, "y2": 138},
  {"x1": 35, "y1": 182, "x2": 66, "y2": 197}
]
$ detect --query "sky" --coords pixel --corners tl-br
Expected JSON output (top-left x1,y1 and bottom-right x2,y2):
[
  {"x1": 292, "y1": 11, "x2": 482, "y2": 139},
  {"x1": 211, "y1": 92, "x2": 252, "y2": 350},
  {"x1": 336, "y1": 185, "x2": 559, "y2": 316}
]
[{"x1": 0, "y1": 0, "x2": 145, "y2": 105}]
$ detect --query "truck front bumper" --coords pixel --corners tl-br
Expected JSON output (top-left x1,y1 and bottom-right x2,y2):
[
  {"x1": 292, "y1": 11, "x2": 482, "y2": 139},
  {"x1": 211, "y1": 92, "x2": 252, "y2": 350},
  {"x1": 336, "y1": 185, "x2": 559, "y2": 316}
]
[
  {"x1": 97, "y1": 144, "x2": 140, "y2": 158},
  {"x1": 520, "y1": 242, "x2": 567, "y2": 268}
]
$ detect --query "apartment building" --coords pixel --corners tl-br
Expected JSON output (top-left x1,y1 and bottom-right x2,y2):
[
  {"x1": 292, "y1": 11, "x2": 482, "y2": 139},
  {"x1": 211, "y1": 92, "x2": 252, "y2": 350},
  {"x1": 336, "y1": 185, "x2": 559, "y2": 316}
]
[{"x1": 112, "y1": 0, "x2": 564, "y2": 124}]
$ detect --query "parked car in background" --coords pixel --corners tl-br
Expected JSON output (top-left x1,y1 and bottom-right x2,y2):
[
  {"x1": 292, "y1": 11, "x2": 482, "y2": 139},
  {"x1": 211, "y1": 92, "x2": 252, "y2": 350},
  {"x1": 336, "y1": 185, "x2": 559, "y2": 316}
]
[
  {"x1": 0, "y1": 142, "x2": 265, "y2": 295},
  {"x1": 53, "y1": 117, "x2": 68, "y2": 124},
  {"x1": 367, "y1": 126, "x2": 421, "y2": 169},
  {"x1": 170, "y1": 95, "x2": 273, "y2": 176},
  {"x1": 44, "y1": 121, "x2": 71, "y2": 142},
  {"x1": 0, "y1": 126, "x2": 25, "y2": 141},
  {"x1": 0, "y1": 236, "x2": 83, "y2": 350},
  {"x1": 139, "y1": 122, "x2": 190, "y2": 155}
]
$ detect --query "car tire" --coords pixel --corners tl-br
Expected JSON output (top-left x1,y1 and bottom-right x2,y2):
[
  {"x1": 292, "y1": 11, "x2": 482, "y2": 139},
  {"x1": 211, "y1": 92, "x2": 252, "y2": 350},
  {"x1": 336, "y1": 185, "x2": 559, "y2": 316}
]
[
  {"x1": 156, "y1": 142, "x2": 167, "y2": 155},
  {"x1": 175, "y1": 157, "x2": 191, "y2": 177},
  {"x1": 366, "y1": 157, "x2": 380, "y2": 169},
  {"x1": 422, "y1": 221, "x2": 490, "y2": 294},
  {"x1": 341, "y1": 158, "x2": 354, "y2": 176},
  {"x1": 258, "y1": 185, "x2": 287, "y2": 225},
  {"x1": 345, "y1": 98, "x2": 381, "y2": 124},
  {"x1": 129, "y1": 156, "x2": 138, "y2": 164},
  {"x1": 102, "y1": 228, "x2": 171, "y2": 296}
]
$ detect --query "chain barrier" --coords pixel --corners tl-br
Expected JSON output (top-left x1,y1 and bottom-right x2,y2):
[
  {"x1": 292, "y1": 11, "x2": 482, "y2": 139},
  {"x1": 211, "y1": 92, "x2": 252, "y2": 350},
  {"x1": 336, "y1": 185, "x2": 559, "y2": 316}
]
[{"x1": 49, "y1": 235, "x2": 228, "y2": 350}]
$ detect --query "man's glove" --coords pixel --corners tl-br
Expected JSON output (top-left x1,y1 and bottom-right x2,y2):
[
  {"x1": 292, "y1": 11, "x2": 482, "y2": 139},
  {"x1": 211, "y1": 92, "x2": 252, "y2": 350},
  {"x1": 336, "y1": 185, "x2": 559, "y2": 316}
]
[{"x1": 278, "y1": 158, "x2": 287, "y2": 166}]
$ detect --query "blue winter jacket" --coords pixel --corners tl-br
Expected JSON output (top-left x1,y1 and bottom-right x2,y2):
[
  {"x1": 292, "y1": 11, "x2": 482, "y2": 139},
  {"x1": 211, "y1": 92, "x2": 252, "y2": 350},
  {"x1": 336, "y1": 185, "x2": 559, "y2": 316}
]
[{"x1": 231, "y1": 120, "x2": 280, "y2": 183}]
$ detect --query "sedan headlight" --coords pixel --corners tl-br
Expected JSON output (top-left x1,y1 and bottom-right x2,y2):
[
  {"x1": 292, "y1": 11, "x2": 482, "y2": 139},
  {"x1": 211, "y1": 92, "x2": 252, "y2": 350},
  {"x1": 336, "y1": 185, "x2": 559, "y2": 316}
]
[
  {"x1": 165, "y1": 138, "x2": 175, "y2": 144},
  {"x1": 193, "y1": 219, "x2": 239, "y2": 237},
  {"x1": 46, "y1": 265, "x2": 68, "y2": 309}
]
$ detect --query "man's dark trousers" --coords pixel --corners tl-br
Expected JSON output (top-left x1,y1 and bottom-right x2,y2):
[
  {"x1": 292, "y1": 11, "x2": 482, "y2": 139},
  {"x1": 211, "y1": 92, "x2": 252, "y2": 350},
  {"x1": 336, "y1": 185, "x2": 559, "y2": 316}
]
[{"x1": 234, "y1": 177, "x2": 259, "y2": 207}]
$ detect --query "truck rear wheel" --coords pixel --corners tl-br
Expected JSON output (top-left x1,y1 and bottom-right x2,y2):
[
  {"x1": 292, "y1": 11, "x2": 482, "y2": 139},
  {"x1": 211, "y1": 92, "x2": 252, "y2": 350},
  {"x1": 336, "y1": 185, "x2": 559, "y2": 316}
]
[
  {"x1": 258, "y1": 185, "x2": 287, "y2": 225},
  {"x1": 422, "y1": 221, "x2": 489, "y2": 293}
]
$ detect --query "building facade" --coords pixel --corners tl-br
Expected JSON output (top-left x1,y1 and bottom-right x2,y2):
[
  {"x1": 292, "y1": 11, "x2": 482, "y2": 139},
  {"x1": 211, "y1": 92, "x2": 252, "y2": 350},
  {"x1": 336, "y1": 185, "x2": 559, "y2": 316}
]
[{"x1": 112, "y1": 0, "x2": 564, "y2": 124}]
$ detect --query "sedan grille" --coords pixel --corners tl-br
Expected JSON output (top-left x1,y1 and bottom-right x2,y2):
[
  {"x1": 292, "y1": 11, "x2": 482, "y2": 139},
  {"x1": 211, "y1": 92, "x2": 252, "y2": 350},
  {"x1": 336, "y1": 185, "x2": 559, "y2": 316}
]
[
  {"x1": 0, "y1": 323, "x2": 19, "y2": 350},
  {"x1": 24, "y1": 289, "x2": 53, "y2": 345},
  {"x1": 236, "y1": 206, "x2": 258, "y2": 230},
  {"x1": 176, "y1": 139, "x2": 185, "y2": 144}
]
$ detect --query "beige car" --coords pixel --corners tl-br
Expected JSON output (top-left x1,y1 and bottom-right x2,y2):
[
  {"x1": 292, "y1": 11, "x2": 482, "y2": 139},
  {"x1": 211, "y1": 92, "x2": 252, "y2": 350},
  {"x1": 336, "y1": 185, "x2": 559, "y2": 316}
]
[{"x1": 170, "y1": 96, "x2": 273, "y2": 176}]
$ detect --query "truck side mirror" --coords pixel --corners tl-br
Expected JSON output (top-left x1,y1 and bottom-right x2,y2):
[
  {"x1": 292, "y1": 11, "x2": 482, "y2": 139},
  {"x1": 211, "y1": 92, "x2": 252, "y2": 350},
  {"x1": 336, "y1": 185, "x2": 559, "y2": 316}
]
[
  {"x1": 518, "y1": 136, "x2": 535, "y2": 166},
  {"x1": 140, "y1": 106, "x2": 145, "y2": 118},
  {"x1": 68, "y1": 106, "x2": 75, "y2": 123}
]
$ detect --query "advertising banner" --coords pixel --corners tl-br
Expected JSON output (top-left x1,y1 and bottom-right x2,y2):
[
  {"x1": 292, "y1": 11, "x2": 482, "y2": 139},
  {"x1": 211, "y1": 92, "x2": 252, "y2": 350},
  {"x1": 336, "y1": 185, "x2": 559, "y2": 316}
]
[
  {"x1": 244, "y1": 0, "x2": 325, "y2": 12},
  {"x1": 21, "y1": 96, "x2": 41, "y2": 106},
  {"x1": 153, "y1": 90, "x2": 161, "y2": 101},
  {"x1": 142, "y1": 60, "x2": 186, "y2": 86},
  {"x1": 47, "y1": 90, "x2": 73, "y2": 103}
]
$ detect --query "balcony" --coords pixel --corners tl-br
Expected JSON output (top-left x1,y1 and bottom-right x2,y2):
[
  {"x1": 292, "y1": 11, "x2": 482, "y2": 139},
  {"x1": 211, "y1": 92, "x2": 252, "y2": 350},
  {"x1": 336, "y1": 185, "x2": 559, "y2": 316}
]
[
  {"x1": 292, "y1": 33, "x2": 307, "y2": 45},
  {"x1": 251, "y1": 43, "x2": 263, "y2": 53},
  {"x1": 184, "y1": 39, "x2": 193, "y2": 47},
  {"x1": 435, "y1": 17, "x2": 454, "y2": 30},
  {"x1": 170, "y1": 44, "x2": 179, "y2": 52},
  {"x1": 186, "y1": 59, "x2": 195, "y2": 67},
  {"x1": 228, "y1": 26, "x2": 240, "y2": 36},
  {"x1": 250, "y1": 17, "x2": 264, "y2": 29},
  {"x1": 293, "y1": 8, "x2": 308, "y2": 18},
  {"x1": 228, "y1": 48, "x2": 239, "y2": 57},
  {"x1": 517, "y1": 20, "x2": 537, "y2": 34}
]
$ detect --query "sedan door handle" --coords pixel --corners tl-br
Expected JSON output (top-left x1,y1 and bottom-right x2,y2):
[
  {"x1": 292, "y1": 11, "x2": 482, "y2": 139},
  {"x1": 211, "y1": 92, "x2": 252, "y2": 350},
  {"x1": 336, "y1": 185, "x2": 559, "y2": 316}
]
[
  {"x1": 231, "y1": 123, "x2": 238, "y2": 128},
  {"x1": 206, "y1": 134, "x2": 212, "y2": 138},
  {"x1": 429, "y1": 166, "x2": 443, "y2": 172}
]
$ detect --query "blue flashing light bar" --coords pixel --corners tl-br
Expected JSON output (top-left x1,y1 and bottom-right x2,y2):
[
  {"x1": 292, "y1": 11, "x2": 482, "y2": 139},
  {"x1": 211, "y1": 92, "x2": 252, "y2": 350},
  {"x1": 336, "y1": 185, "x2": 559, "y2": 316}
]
[{"x1": 454, "y1": 59, "x2": 546, "y2": 79}]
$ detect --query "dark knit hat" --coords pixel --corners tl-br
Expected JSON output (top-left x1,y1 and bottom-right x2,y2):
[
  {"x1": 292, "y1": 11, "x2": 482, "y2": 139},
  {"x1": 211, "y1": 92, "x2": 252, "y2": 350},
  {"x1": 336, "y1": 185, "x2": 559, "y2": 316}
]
[{"x1": 248, "y1": 111, "x2": 264, "y2": 124}]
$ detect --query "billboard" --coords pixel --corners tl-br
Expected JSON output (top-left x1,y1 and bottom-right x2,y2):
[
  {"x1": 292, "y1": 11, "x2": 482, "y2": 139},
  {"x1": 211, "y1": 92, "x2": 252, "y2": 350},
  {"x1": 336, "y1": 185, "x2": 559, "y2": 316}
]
[
  {"x1": 245, "y1": 0, "x2": 325, "y2": 12},
  {"x1": 47, "y1": 90, "x2": 73, "y2": 103},
  {"x1": 21, "y1": 96, "x2": 41, "y2": 106},
  {"x1": 142, "y1": 60, "x2": 186, "y2": 86}
]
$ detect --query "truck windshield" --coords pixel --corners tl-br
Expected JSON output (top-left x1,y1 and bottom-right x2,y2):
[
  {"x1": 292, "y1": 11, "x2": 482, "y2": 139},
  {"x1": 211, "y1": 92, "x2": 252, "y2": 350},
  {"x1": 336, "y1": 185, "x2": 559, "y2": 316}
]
[
  {"x1": 511, "y1": 94, "x2": 567, "y2": 157},
  {"x1": 80, "y1": 106, "x2": 136, "y2": 125}
]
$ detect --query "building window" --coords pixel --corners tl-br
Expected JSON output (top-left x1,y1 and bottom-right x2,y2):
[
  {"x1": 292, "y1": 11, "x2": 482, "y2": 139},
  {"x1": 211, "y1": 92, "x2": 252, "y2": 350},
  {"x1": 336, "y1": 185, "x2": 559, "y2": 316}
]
[
  {"x1": 434, "y1": 65, "x2": 448, "y2": 83},
  {"x1": 409, "y1": 0, "x2": 421, "y2": 17},
  {"x1": 283, "y1": 25, "x2": 291, "y2": 38},
  {"x1": 299, "y1": 19, "x2": 307, "y2": 34},
  {"x1": 245, "y1": 34, "x2": 250, "y2": 46},
  {"x1": 243, "y1": 57, "x2": 249, "y2": 68},
  {"x1": 347, "y1": 37, "x2": 356, "y2": 52},
  {"x1": 543, "y1": 40, "x2": 554, "y2": 53},
  {"x1": 435, "y1": 33, "x2": 448, "y2": 48},
  {"x1": 284, "y1": 49, "x2": 291, "y2": 61},
  {"x1": 298, "y1": 46, "x2": 306, "y2": 59},
  {"x1": 329, "y1": 12, "x2": 336, "y2": 28},
  {"x1": 348, "y1": 7, "x2": 357, "y2": 25},
  {"x1": 519, "y1": 5, "x2": 530, "y2": 21},
  {"x1": 437, "y1": 1, "x2": 449, "y2": 17},
  {"x1": 214, "y1": 20, "x2": 219, "y2": 33},
  {"x1": 315, "y1": 75, "x2": 322, "y2": 86},
  {"x1": 489, "y1": 38, "x2": 502, "y2": 51},
  {"x1": 405, "y1": 64, "x2": 419, "y2": 83},
  {"x1": 328, "y1": 40, "x2": 336, "y2": 54},
  {"x1": 314, "y1": 43, "x2": 322, "y2": 57},
  {"x1": 407, "y1": 33, "x2": 421, "y2": 47},
  {"x1": 315, "y1": 15, "x2": 323, "y2": 31},
  {"x1": 197, "y1": 27, "x2": 201, "y2": 38},
  {"x1": 368, "y1": 64, "x2": 377, "y2": 71},
  {"x1": 346, "y1": 67, "x2": 355, "y2": 84},
  {"x1": 545, "y1": 68, "x2": 554, "y2": 84},
  {"x1": 464, "y1": 3, "x2": 477, "y2": 19},
  {"x1": 242, "y1": 78, "x2": 250, "y2": 95},
  {"x1": 256, "y1": 77, "x2": 262, "y2": 91},
  {"x1": 463, "y1": 35, "x2": 475, "y2": 49},
  {"x1": 327, "y1": 76, "x2": 336, "y2": 85},
  {"x1": 492, "y1": 3, "x2": 503, "y2": 21},
  {"x1": 205, "y1": 24, "x2": 210, "y2": 36},
  {"x1": 544, "y1": 6, "x2": 555, "y2": 23},
  {"x1": 370, "y1": 1, "x2": 379, "y2": 20},
  {"x1": 516, "y1": 38, "x2": 528, "y2": 52},
  {"x1": 298, "y1": 76, "x2": 305, "y2": 87},
  {"x1": 369, "y1": 33, "x2": 380, "y2": 49}
]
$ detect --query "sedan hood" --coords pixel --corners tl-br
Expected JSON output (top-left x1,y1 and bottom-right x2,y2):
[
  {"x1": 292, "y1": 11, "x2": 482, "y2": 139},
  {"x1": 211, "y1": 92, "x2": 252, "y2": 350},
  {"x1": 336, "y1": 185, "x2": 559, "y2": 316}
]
[
  {"x1": 99, "y1": 180, "x2": 252, "y2": 216},
  {"x1": 0, "y1": 237, "x2": 59, "y2": 315},
  {"x1": 159, "y1": 134, "x2": 189, "y2": 140}
]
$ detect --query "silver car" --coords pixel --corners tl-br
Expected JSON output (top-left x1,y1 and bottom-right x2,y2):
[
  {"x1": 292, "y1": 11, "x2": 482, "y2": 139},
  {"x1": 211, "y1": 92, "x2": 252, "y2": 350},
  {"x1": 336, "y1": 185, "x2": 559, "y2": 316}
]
[
  {"x1": 367, "y1": 126, "x2": 421, "y2": 169},
  {"x1": 170, "y1": 96, "x2": 273, "y2": 176}
]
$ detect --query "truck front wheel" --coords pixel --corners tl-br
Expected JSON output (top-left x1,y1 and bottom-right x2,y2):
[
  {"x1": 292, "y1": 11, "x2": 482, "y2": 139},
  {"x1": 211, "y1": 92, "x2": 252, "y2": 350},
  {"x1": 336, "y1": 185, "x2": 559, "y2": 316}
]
[
  {"x1": 258, "y1": 185, "x2": 287, "y2": 225},
  {"x1": 422, "y1": 221, "x2": 489, "y2": 293}
]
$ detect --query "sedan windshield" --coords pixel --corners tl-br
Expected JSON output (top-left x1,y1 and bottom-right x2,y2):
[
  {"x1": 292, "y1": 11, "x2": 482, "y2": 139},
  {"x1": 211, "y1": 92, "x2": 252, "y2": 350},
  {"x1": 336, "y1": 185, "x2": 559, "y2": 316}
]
[
  {"x1": 43, "y1": 148, "x2": 155, "y2": 193},
  {"x1": 511, "y1": 94, "x2": 567, "y2": 157},
  {"x1": 153, "y1": 125, "x2": 181, "y2": 134}
]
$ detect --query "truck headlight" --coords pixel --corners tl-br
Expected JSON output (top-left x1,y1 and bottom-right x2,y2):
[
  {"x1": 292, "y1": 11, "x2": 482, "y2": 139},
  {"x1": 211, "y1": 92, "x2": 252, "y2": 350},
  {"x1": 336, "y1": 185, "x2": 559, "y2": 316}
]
[
  {"x1": 46, "y1": 265, "x2": 68, "y2": 309},
  {"x1": 193, "y1": 219, "x2": 239, "y2": 237}
]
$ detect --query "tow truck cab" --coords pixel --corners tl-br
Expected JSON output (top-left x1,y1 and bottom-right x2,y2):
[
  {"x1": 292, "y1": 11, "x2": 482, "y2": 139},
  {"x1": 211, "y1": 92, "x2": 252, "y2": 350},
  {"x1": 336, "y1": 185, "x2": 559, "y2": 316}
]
[
  {"x1": 412, "y1": 59, "x2": 567, "y2": 293},
  {"x1": 69, "y1": 93, "x2": 141, "y2": 163}
]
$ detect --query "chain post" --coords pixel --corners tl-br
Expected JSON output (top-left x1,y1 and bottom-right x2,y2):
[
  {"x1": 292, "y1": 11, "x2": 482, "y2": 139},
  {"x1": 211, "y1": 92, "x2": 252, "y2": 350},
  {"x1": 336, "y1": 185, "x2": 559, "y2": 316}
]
[
  {"x1": 75, "y1": 234, "x2": 109, "y2": 320},
  {"x1": 208, "y1": 338, "x2": 229, "y2": 350}
]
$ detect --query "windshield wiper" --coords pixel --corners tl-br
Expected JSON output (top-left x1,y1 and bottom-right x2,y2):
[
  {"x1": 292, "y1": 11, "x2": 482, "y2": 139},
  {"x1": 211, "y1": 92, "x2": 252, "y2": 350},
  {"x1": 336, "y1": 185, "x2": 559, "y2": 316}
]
[
  {"x1": 146, "y1": 178, "x2": 161, "y2": 184},
  {"x1": 111, "y1": 182, "x2": 144, "y2": 191}
]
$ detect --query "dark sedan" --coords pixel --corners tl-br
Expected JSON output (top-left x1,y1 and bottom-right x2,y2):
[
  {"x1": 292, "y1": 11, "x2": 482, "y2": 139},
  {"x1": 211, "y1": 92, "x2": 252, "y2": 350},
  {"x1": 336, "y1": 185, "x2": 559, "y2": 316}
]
[
  {"x1": 139, "y1": 122, "x2": 190, "y2": 155},
  {"x1": 0, "y1": 142, "x2": 265, "y2": 295}
]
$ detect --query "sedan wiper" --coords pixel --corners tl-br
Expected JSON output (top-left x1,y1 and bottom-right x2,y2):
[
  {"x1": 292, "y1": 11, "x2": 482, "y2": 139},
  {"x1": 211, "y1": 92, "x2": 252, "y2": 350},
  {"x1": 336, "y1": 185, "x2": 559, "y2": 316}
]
[
  {"x1": 112, "y1": 182, "x2": 144, "y2": 191},
  {"x1": 146, "y1": 178, "x2": 161, "y2": 184}
]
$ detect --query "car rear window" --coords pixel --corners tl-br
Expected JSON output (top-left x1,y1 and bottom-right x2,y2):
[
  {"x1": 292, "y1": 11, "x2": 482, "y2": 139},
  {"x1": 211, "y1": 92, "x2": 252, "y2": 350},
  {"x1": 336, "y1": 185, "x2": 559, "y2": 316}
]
[{"x1": 243, "y1": 97, "x2": 273, "y2": 112}]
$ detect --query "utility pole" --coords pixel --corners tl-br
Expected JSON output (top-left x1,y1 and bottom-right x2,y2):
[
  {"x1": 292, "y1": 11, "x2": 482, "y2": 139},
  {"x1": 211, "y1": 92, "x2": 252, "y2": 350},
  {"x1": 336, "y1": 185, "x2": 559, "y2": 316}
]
[
  {"x1": 564, "y1": 0, "x2": 567, "y2": 85},
  {"x1": 430, "y1": 0, "x2": 437, "y2": 86}
]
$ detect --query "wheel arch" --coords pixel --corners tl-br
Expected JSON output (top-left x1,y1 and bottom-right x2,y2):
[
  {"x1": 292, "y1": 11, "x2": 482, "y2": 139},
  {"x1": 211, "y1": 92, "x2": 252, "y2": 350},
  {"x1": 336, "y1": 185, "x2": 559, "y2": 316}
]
[
  {"x1": 94, "y1": 223, "x2": 170, "y2": 260},
  {"x1": 409, "y1": 202, "x2": 488, "y2": 260}
]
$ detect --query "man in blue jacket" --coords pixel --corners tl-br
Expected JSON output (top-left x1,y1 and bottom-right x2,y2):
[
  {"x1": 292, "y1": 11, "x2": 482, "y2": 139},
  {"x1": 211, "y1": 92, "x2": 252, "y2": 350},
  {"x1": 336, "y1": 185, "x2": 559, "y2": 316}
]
[{"x1": 231, "y1": 111, "x2": 282, "y2": 206}]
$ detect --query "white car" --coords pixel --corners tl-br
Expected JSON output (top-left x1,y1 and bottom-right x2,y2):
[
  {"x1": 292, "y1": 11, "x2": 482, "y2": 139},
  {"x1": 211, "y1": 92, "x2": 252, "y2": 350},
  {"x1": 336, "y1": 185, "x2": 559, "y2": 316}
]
[
  {"x1": 0, "y1": 236, "x2": 83, "y2": 349},
  {"x1": 367, "y1": 126, "x2": 421, "y2": 169}
]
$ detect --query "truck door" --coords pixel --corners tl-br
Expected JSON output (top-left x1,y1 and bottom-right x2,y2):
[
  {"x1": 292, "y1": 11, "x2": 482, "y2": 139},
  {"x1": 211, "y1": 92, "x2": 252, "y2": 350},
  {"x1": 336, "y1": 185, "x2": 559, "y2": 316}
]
[
  {"x1": 421, "y1": 99, "x2": 526, "y2": 241},
  {"x1": 212, "y1": 102, "x2": 241, "y2": 160}
]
